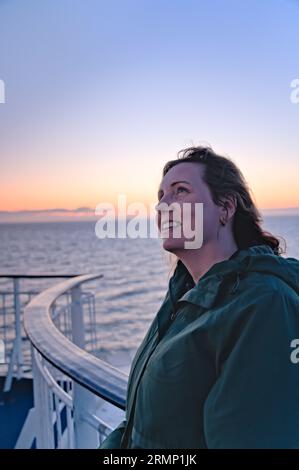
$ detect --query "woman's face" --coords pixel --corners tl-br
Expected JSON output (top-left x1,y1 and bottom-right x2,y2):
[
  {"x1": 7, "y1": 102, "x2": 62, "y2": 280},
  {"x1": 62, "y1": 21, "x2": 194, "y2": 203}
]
[{"x1": 156, "y1": 162, "x2": 223, "y2": 253}]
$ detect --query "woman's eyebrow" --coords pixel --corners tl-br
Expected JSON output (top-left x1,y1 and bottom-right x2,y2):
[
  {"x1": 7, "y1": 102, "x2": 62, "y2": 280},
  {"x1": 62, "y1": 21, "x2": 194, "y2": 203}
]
[{"x1": 157, "y1": 180, "x2": 192, "y2": 197}]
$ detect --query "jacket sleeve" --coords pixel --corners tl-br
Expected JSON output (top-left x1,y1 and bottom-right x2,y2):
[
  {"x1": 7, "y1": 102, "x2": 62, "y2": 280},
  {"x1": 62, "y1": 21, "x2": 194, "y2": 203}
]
[
  {"x1": 98, "y1": 420, "x2": 127, "y2": 449},
  {"x1": 203, "y1": 289, "x2": 299, "y2": 449}
]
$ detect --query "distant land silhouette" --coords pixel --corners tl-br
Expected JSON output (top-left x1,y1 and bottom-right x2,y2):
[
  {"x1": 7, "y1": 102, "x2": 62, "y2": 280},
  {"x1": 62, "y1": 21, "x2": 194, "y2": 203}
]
[{"x1": 0, "y1": 206, "x2": 298, "y2": 223}]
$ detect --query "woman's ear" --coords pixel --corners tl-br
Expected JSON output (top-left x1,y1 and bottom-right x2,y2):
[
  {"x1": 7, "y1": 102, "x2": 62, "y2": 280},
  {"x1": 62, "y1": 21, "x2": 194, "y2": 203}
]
[
  {"x1": 226, "y1": 195, "x2": 237, "y2": 220},
  {"x1": 220, "y1": 195, "x2": 237, "y2": 223}
]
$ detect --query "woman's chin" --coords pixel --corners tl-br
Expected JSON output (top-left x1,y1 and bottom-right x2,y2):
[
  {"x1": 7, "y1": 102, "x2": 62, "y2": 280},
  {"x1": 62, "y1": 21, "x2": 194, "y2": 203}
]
[{"x1": 162, "y1": 237, "x2": 185, "y2": 252}]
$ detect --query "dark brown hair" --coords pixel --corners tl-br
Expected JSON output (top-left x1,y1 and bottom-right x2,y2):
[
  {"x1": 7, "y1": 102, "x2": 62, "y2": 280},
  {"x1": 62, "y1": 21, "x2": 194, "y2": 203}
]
[{"x1": 163, "y1": 145, "x2": 285, "y2": 256}]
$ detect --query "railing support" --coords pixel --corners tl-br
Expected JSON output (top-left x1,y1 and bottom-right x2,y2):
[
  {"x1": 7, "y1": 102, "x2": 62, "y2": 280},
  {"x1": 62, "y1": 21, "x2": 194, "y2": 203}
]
[
  {"x1": 70, "y1": 285, "x2": 98, "y2": 448},
  {"x1": 71, "y1": 286, "x2": 85, "y2": 348},
  {"x1": 73, "y1": 383, "x2": 99, "y2": 448},
  {"x1": 31, "y1": 347, "x2": 55, "y2": 448},
  {"x1": 3, "y1": 278, "x2": 23, "y2": 392}
]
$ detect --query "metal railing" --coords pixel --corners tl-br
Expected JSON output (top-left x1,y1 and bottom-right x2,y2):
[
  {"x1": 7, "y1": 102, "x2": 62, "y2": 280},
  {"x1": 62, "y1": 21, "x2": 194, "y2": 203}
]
[
  {"x1": 0, "y1": 274, "x2": 80, "y2": 392},
  {"x1": 22, "y1": 274, "x2": 127, "y2": 449}
]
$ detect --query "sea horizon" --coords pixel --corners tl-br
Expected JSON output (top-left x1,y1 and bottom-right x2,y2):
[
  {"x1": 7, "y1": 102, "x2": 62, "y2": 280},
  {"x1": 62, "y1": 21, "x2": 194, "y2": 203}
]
[{"x1": 0, "y1": 206, "x2": 299, "y2": 225}]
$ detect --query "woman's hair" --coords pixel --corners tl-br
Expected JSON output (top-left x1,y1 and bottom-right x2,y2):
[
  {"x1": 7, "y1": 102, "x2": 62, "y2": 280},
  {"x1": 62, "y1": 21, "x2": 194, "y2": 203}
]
[{"x1": 162, "y1": 145, "x2": 285, "y2": 275}]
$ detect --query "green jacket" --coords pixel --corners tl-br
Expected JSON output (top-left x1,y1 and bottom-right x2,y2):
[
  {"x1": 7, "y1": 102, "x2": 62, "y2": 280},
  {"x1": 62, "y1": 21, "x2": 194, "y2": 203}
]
[{"x1": 99, "y1": 244, "x2": 299, "y2": 449}]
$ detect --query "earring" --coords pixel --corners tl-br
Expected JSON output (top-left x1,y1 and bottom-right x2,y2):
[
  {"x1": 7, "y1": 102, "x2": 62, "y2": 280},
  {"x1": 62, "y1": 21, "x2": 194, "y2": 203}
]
[{"x1": 220, "y1": 218, "x2": 226, "y2": 226}]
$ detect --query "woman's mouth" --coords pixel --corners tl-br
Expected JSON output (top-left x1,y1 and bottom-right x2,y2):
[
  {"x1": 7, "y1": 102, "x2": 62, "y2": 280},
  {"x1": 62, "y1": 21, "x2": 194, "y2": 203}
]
[{"x1": 160, "y1": 220, "x2": 182, "y2": 232}]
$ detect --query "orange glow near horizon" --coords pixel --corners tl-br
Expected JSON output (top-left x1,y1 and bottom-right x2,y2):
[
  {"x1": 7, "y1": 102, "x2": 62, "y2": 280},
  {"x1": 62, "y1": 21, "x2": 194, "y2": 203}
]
[
  {"x1": 1, "y1": 185, "x2": 298, "y2": 214},
  {"x1": 1, "y1": 154, "x2": 298, "y2": 214}
]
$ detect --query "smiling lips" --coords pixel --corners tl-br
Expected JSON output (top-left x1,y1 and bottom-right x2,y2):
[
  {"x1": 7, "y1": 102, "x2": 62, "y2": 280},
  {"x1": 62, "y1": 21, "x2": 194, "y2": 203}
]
[{"x1": 160, "y1": 220, "x2": 182, "y2": 231}]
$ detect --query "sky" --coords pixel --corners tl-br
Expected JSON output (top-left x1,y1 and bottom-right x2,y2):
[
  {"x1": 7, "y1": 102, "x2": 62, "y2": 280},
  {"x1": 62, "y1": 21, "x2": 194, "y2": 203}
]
[{"x1": 0, "y1": 0, "x2": 298, "y2": 222}]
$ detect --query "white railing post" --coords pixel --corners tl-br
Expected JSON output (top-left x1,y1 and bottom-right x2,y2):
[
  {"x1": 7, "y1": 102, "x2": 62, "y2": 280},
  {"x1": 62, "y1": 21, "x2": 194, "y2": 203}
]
[
  {"x1": 31, "y1": 347, "x2": 55, "y2": 448},
  {"x1": 4, "y1": 278, "x2": 24, "y2": 392},
  {"x1": 71, "y1": 286, "x2": 85, "y2": 348},
  {"x1": 72, "y1": 384, "x2": 99, "y2": 448},
  {"x1": 71, "y1": 286, "x2": 98, "y2": 448},
  {"x1": 14, "y1": 278, "x2": 24, "y2": 378}
]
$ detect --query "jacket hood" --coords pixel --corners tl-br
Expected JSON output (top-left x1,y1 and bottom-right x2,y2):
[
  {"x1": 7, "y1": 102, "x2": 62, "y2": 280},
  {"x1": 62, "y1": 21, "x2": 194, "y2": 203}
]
[{"x1": 169, "y1": 244, "x2": 299, "y2": 313}]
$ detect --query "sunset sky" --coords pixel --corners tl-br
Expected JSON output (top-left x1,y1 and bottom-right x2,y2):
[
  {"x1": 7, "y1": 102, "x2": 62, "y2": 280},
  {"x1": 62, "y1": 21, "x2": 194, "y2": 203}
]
[{"x1": 0, "y1": 0, "x2": 298, "y2": 222}]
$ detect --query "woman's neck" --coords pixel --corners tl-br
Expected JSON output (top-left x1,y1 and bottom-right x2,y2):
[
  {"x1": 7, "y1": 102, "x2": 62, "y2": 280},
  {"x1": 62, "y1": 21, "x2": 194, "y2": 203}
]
[{"x1": 176, "y1": 239, "x2": 238, "y2": 284}]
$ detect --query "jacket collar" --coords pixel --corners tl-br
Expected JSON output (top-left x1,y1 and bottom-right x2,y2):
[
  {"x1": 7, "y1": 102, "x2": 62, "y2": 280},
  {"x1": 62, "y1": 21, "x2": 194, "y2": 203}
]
[{"x1": 170, "y1": 244, "x2": 275, "y2": 312}]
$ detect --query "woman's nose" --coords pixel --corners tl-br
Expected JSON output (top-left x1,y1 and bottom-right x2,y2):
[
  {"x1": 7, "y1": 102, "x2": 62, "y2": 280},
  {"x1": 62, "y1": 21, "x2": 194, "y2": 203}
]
[
  {"x1": 155, "y1": 196, "x2": 172, "y2": 211},
  {"x1": 155, "y1": 202, "x2": 168, "y2": 213}
]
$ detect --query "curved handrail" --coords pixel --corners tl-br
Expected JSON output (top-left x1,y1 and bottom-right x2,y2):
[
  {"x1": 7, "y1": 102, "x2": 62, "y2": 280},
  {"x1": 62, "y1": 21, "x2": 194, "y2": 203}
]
[{"x1": 24, "y1": 274, "x2": 127, "y2": 410}]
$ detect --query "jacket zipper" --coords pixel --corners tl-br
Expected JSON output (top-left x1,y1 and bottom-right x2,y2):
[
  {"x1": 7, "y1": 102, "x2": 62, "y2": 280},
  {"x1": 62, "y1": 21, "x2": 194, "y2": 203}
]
[
  {"x1": 122, "y1": 279, "x2": 192, "y2": 446},
  {"x1": 121, "y1": 332, "x2": 159, "y2": 448}
]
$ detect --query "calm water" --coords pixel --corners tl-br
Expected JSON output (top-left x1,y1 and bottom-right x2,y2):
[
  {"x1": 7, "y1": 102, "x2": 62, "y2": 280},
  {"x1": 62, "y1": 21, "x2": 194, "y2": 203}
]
[{"x1": 0, "y1": 216, "x2": 298, "y2": 358}]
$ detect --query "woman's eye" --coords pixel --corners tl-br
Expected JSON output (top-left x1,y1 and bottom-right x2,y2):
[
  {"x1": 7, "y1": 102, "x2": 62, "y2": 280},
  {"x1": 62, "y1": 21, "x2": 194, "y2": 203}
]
[{"x1": 176, "y1": 186, "x2": 188, "y2": 194}]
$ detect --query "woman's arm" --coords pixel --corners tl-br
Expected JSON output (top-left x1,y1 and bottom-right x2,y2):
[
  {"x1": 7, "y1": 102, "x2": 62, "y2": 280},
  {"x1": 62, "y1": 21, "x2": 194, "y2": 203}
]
[{"x1": 203, "y1": 289, "x2": 299, "y2": 448}]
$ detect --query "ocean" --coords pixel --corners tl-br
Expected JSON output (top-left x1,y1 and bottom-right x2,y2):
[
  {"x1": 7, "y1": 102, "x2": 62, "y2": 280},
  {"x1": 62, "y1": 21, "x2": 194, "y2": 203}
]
[{"x1": 0, "y1": 215, "x2": 298, "y2": 361}]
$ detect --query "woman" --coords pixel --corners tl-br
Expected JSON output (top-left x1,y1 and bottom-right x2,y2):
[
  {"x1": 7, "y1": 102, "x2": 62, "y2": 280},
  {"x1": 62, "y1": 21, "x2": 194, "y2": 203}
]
[{"x1": 99, "y1": 146, "x2": 299, "y2": 449}]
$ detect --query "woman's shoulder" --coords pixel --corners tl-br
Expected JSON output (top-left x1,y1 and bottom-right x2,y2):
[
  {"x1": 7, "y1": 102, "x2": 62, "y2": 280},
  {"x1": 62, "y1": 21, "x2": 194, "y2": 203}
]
[
  {"x1": 237, "y1": 261, "x2": 299, "y2": 303},
  {"x1": 201, "y1": 265, "x2": 299, "y2": 348}
]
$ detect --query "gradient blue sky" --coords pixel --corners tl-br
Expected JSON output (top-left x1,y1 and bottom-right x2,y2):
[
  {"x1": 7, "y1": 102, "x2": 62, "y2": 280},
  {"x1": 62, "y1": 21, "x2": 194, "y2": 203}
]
[{"x1": 0, "y1": 0, "x2": 298, "y2": 221}]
